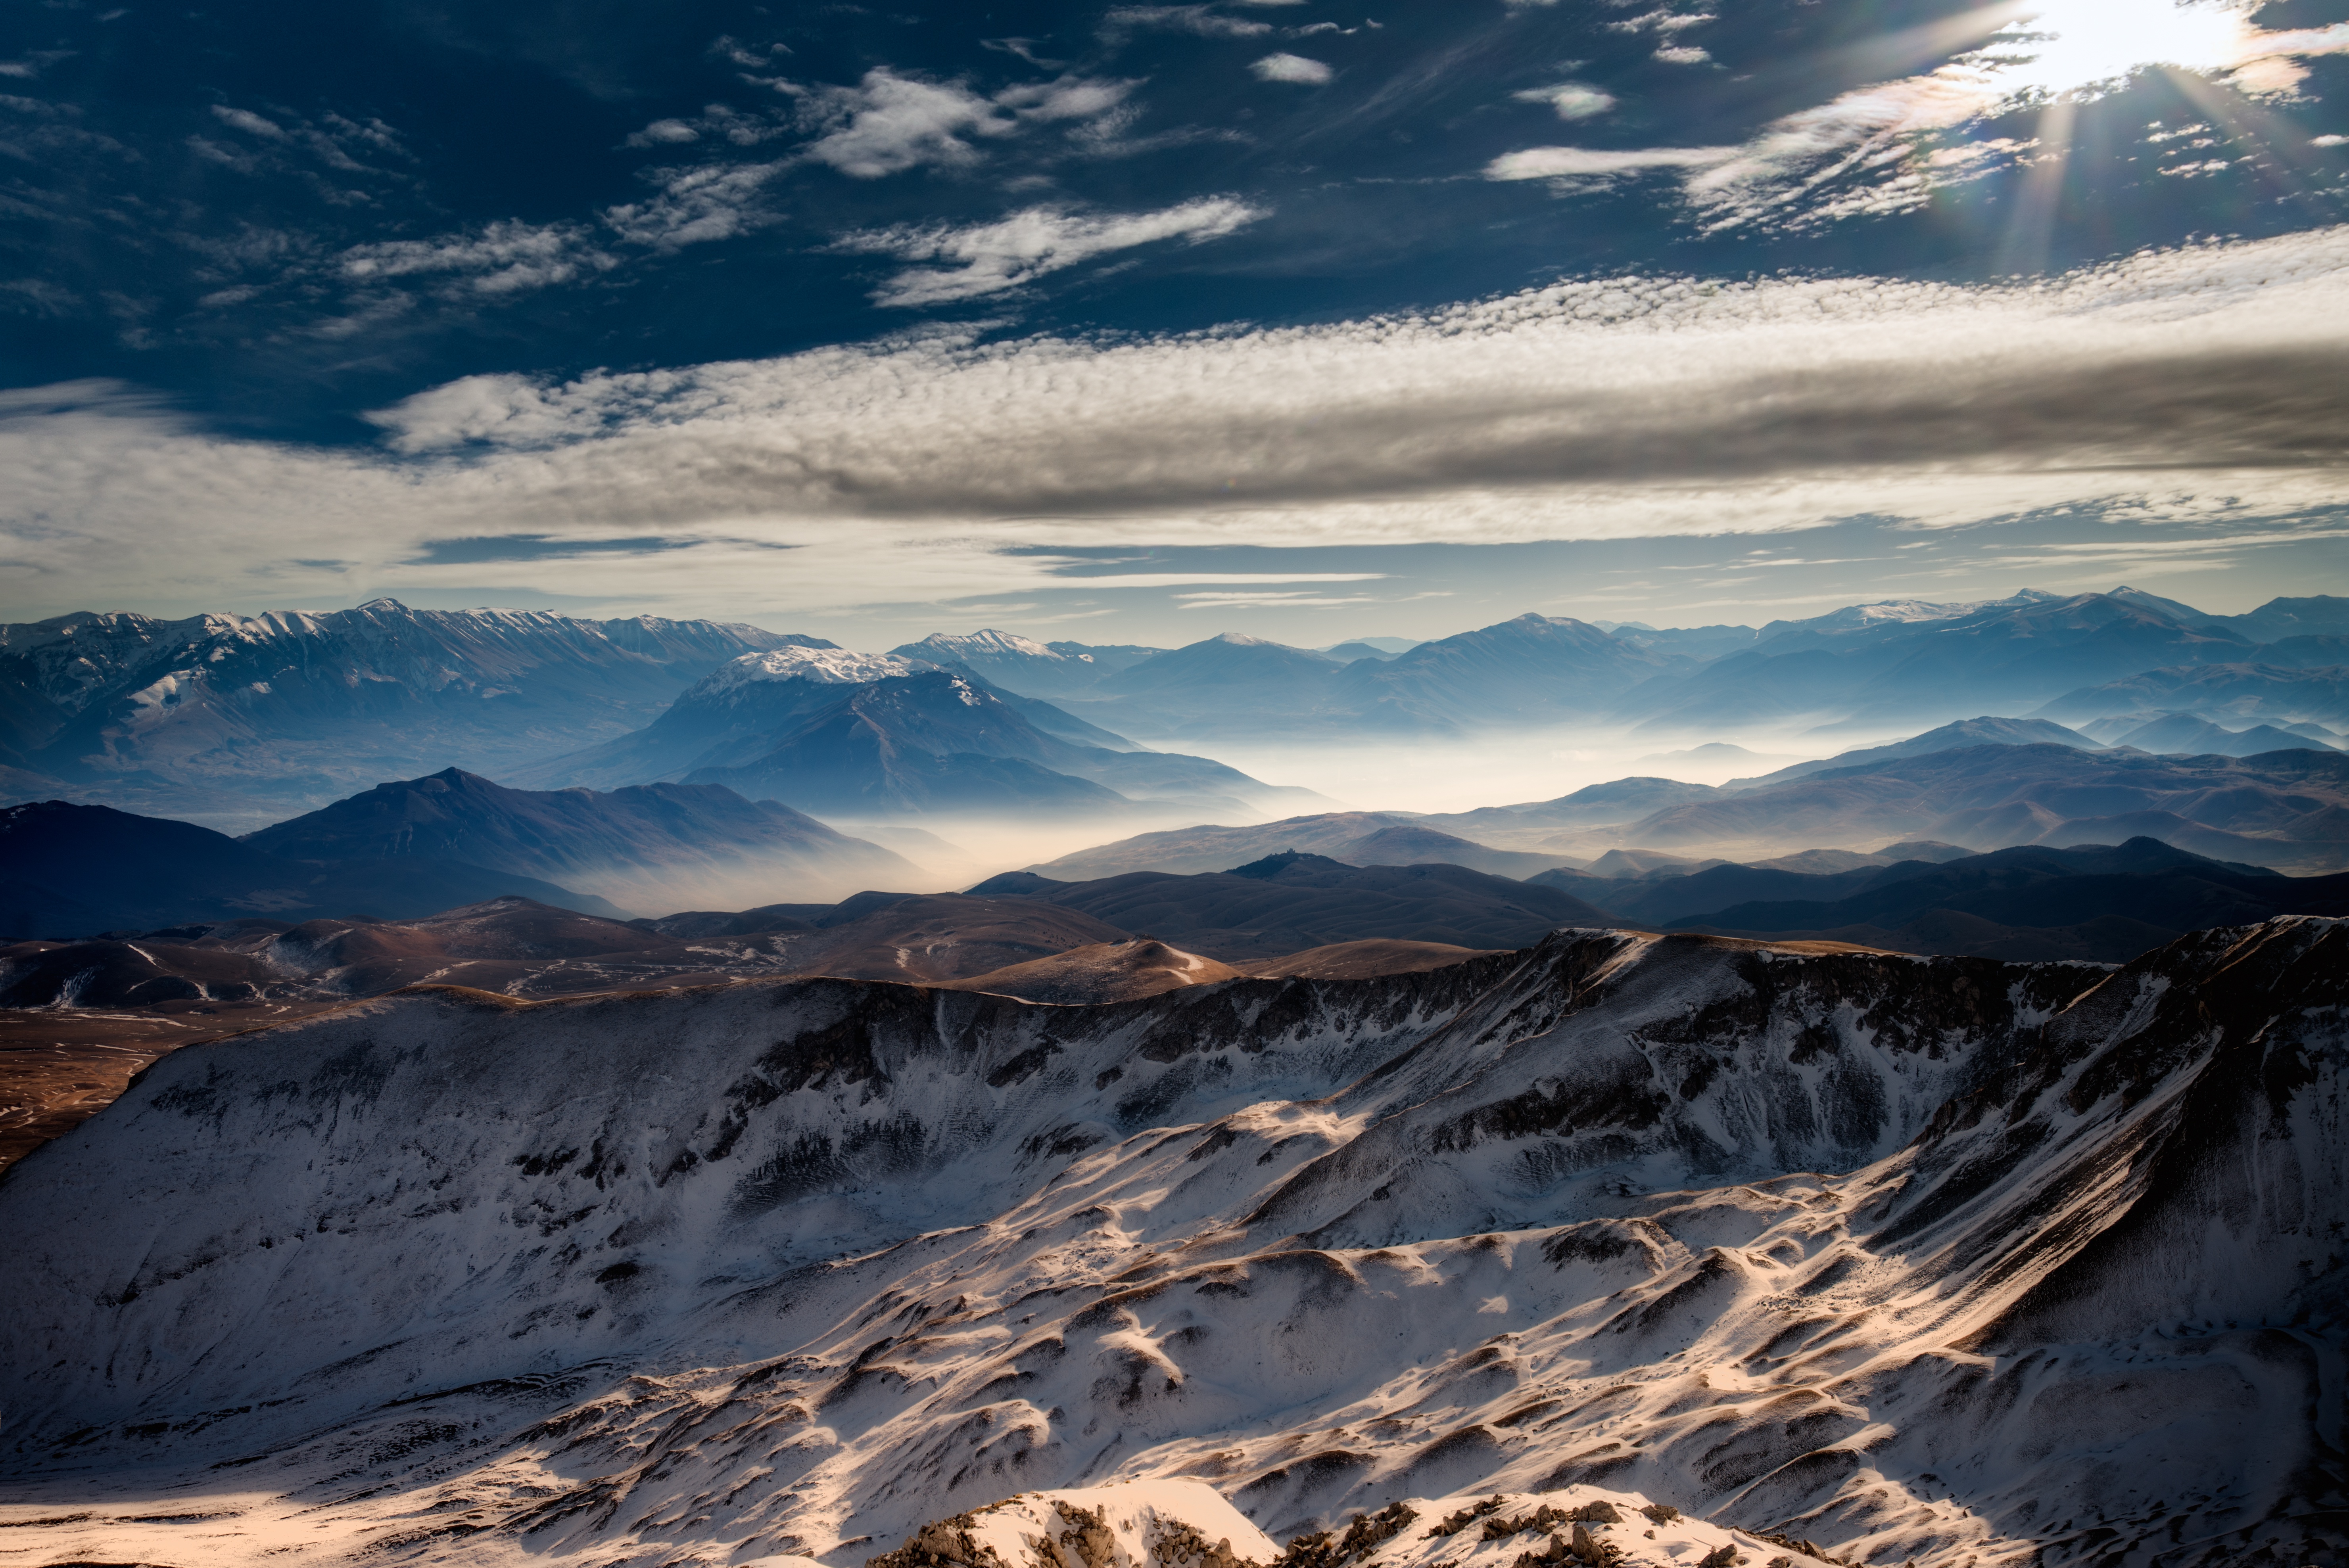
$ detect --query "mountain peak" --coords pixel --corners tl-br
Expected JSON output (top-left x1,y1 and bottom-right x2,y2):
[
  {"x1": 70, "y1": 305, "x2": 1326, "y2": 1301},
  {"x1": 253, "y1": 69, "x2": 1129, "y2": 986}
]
[{"x1": 694, "y1": 646, "x2": 934, "y2": 698}]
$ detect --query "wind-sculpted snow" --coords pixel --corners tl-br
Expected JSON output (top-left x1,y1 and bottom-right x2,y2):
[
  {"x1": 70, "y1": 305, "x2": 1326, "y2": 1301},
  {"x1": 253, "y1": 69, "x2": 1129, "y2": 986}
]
[{"x1": 0, "y1": 922, "x2": 2341, "y2": 1568}]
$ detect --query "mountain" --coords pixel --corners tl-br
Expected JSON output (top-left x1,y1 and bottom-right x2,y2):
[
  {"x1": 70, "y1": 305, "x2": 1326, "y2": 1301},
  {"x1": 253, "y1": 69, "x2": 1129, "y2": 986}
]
[
  {"x1": 2219, "y1": 593, "x2": 2349, "y2": 641},
  {"x1": 1602, "y1": 742, "x2": 2349, "y2": 870},
  {"x1": 3, "y1": 918, "x2": 2338, "y2": 1568},
  {"x1": 889, "y1": 629, "x2": 1115, "y2": 698},
  {"x1": 1617, "y1": 590, "x2": 2263, "y2": 736},
  {"x1": 523, "y1": 653, "x2": 1315, "y2": 820},
  {"x1": 1025, "y1": 812, "x2": 1570, "y2": 880},
  {"x1": 1077, "y1": 633, "x2": 1355, "y2": 737},
  {"x1": 2033, "y1": 659, "x2": 2349, "y2": 731},
  {"x1": 2107, "y1": 714, "x2": 2340, "y2": 755},
  {"x1": 0, "y1": 799, "x2": 624, "y2": 937},
  {"x1": 971, "y1": 850, "x2": 1613, "y2": 960},
  {"x1": 1044, "y1": 639, "x2": 1169, "y2": 676},
  {"x1": 509, "y1": 646, "x2": 949, "y2": 790},
  {"x1": 1418, "y1": 777, "x2": 1725, "y2": 850},
  {"x1": 0, "y1": 600, "x2": 824, "y2": 827},
  {"x1": 242, "y1": 767, "x2": 922, "y2": 912},
  {"x1": 1663, "y1": 838, "x2": 2349, "y2": 960},
  {"x1": 1328, "y1": 613, "x2": 1679, "y2": 728},
  {"x1": 1724, "y1": 715, "x2": 2103, "y2": 786},
  {"x1": 1044, "y1": 617, "x2": 1678, "y2": 740},
  {"x1": 1596, "y1": 621, "x2": 1762, "y2": 660}
]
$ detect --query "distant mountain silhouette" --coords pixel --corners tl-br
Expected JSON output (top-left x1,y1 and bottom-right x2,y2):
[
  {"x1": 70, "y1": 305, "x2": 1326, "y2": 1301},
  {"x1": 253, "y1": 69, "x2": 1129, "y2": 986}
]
[
  {"x1": 1616, "y1": 589, "x2": 2267, "y2": 736},
  {"x1": 969, "y1": 853, "x2": 1612, "y2": 960},
  {"x1": 2035, "y1": 659, "x2": 2349, "y2": 733},
  {"x1": 1024, "y1": 810, "x2": 1569, "y2": 880},
  {"x1": 1651, "y1": 838, "x2": 2349, "y2": 961},
  {"x1": 1, "y1": 800, "x2": 622, "y2": 939},
  {"x1": 1726, "y1": 715, "x2": 2103, "y2": 786},
  {"x1": 1607, "y1": 742, "x2": 2349, "y2": 871},
  {"x1": 243, "y1": 767, "x2": 919, "y2": 911},
  {"x1": 2107, "y1": 715, "x2": 2339, "y2": 756}
]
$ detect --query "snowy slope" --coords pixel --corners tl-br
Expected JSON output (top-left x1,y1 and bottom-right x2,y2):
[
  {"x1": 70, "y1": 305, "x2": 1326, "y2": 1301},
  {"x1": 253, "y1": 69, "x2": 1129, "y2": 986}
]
[{"x1": 0, "y1": 920, "x2": 2341, "y2": 1568}]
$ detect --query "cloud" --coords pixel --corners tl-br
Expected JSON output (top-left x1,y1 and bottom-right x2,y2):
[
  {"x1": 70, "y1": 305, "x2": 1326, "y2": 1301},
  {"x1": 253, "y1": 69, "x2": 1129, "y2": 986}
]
[
  {"x1": 340, "y1": 220, "x2": 618, "y2": 293},
  {"x1": 790, "y1": 69, "x2": 1013, "y2": 177},
  {"x1": 787, "y1": 67, "x2": 1135, "y2": 177},
  {"x1": 8, "y1": 228, "x2": 2349, "y2": 622},
  {"x1": 1249, "y1": 53, "x2": 1334, "y2": 84},
  {"x1": 1484, "y1": 1, "x2": 2349, "y2": 232},
  {"x1": 1512, "y1": 83, "x2": 1615, "y2": 121},
  {"x1": 209, "y1": 105, "x2": 287, "y2": 139},
  {"x1": 843, "y1": 197, "x2": 1264, "y2": 306},
  {"x1": 1101, "y1": 7, "x2": 1274, "y2": 39},
  {"x1": 604, "y1": 161, "x2": 785, "y2": 247},
  {"x1": 626, "y1": 117, "x2": 702, "y2": 146},
  {"x1": 1487, "y1": 145, "x2": 1737, "y2": 180}
]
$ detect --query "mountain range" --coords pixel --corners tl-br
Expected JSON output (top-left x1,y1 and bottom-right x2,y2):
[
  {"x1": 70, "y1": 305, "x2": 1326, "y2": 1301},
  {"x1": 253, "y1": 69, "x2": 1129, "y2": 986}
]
[
  {"x1": 881, "y1": 590, "x2": 2349, "y2": 744},
  {"x1": 0, "y1": 599, "x2": 821, "y2": 827},
  {"x1": 4, "y1": 916, "x2": 2337, "y2": 1568},
  {"x1": 0, "y1": 799, "x2": 628, "y2": 936},
  {"x1": 7, "y1": 587, "x2": 2344, "y2": 846}
]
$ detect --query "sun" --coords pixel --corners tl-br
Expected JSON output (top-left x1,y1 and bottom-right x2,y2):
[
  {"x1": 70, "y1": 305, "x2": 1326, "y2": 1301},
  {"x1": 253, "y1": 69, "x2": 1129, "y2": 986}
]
[{"x1": 1971, "y1": 0, "x2": 2251, "y2": 99}]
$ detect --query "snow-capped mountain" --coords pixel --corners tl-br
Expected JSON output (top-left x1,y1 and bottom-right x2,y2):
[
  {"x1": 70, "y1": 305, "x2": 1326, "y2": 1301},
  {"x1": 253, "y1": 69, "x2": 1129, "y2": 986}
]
[
  {"x1": 2, "y1": 918, "x2": 2338, "y2": 1568},
  {"x1": 0, "y1": 599, "x2": 827, "y2": 826},
  {"x1": 525, "y1": 656, "x2": 1326, "y2": 820}
]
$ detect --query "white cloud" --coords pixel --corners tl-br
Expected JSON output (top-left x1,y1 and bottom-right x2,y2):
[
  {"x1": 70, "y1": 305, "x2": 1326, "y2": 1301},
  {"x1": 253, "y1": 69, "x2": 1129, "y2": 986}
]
[
  {"x1": 844, "y1": 197, "x2": 1264, "y2": 306},
  {"x1": 340, "y1": 220, "x2": 619, "y2": 294},
  {"x1": 1513, "y1": 83, "x2": 1615, "y2": 121},
  {"x1": 1102, "y1": 7, "x2": 1274, "y2": 39},
  {"x1": 1249, "y1": 53, "x2": 1334, "y2": 84},
  {"x1": 209, "y1": 105, "x2": 286, "y2": 138},
  {"x1": 626, "y1": 117, "x2": 701, "y2": 146},
  {"x1": 792, "y1": 69, "x2": 1010, "y2": 177},
  {"x1": 7, "y1": 229, "x2": 2349, "y2": 623},
  {"x1": 1486, "y1": 145, "x2": 1737, "y2": 180},
  {"x1": 1484, "y1": 1, "x2": 2349, "y2": 232},
  {"x1": 604, "y1": 161, "x2": 785, "y2": 247},
  {"x1": 786, "y1": 68, "x2": 1134, "y2": 177}
]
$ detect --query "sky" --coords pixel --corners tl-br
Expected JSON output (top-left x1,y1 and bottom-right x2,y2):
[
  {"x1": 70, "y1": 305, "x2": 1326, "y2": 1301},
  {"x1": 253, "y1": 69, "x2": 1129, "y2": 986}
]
[{"x1": 4, "y1": 0, "x2": 2349, "y2": 650}]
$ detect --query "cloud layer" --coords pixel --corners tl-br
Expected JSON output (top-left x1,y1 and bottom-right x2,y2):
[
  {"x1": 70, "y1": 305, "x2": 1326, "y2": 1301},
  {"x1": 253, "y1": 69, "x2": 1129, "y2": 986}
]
[{"x1": 5, "y1": 228, "x2": 2347, "y2": 622}]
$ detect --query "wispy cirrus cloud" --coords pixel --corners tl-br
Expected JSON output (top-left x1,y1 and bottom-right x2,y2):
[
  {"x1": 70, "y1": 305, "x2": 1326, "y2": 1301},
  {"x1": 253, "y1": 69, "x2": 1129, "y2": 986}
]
[
  {"x1": 340, "y1": 220, "x2": 619, "y2": 294},
  {"x1": 843, "y1": 197, "x2": 1265, "y2": 306},
  {"x1": 1100, "y1": 6, "x2": 1274, "y2": 40}
]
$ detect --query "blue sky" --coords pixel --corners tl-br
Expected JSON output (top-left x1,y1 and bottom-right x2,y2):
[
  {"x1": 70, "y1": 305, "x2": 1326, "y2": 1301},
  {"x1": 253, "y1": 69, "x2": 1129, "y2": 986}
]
[{"x1": 4, "y1": 0, "x2": 2348, "y2": 645}]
